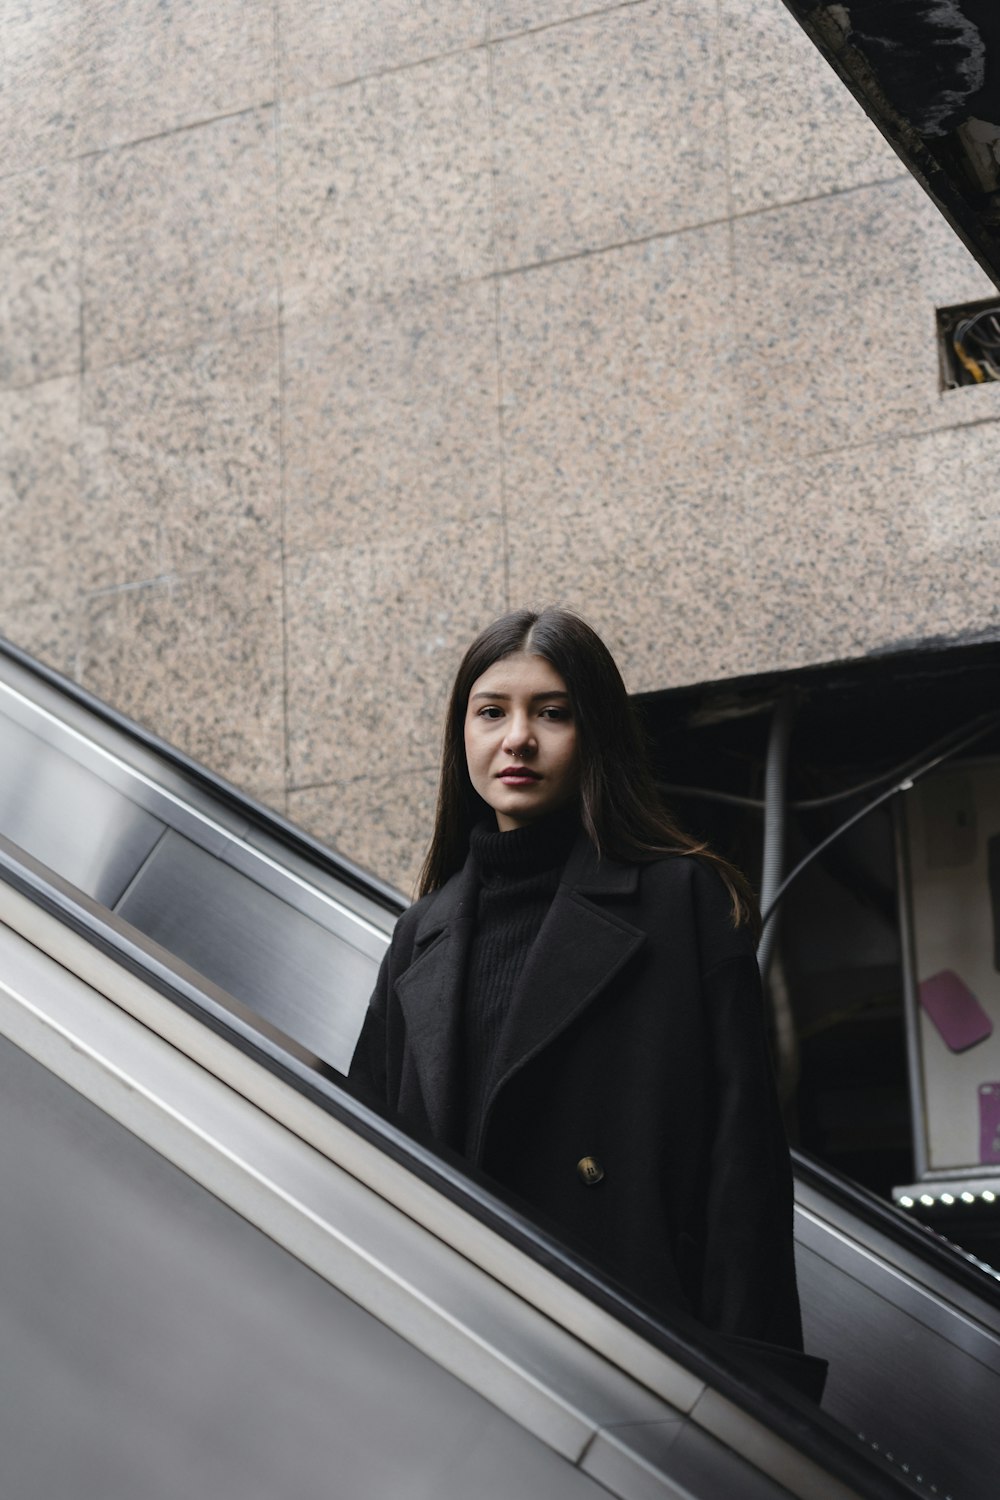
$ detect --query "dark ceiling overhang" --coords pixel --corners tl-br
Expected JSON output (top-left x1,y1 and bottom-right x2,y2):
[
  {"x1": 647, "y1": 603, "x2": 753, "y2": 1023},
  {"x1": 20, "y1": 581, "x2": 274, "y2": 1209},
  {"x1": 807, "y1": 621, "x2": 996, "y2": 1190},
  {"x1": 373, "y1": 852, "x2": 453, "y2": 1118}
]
[
  {"x1": 781, "y1": 1, "x2": 1000, "y2": 290},
  {"x1": 635, "y1": 639, "x2": 1000, "y2": 797}
]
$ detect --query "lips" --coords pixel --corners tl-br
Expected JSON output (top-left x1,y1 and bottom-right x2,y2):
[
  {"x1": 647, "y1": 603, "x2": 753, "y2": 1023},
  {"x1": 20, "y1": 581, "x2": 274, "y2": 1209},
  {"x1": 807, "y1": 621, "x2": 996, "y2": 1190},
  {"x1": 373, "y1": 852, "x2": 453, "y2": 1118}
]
[{"x1": 498, "y1": 767, "x2": 541, "y2": 783}]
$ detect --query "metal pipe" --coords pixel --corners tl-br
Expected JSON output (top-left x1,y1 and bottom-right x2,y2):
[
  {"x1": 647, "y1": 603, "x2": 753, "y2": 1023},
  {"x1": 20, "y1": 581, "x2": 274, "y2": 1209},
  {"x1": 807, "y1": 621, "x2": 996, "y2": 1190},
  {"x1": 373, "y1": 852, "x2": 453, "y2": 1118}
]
[
  {"x1": 757, "y1": 693, "x2": 795, "y2": 982},
  {"x1": 756, "y1": 694, "x2": 798, "y2": 1101}
]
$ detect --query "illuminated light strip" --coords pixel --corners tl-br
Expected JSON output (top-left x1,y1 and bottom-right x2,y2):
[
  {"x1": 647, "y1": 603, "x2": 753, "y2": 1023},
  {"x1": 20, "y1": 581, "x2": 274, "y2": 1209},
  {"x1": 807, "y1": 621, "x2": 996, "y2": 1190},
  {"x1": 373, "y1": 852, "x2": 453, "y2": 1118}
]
[
  {"x1": 893, "y1": 1190, "x2": 1000, "y2": 1282},
  {"x1": 897, "y1": 1188, "x2": 1000, "y2": 1209}
]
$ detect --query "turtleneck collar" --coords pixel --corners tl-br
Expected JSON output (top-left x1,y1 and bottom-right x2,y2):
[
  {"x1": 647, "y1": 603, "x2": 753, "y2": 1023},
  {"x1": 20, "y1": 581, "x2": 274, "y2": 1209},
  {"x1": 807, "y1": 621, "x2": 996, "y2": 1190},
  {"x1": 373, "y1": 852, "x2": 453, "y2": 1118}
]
[{"x1": 470, "y1": 803, "x2": 581, "y2": 882}]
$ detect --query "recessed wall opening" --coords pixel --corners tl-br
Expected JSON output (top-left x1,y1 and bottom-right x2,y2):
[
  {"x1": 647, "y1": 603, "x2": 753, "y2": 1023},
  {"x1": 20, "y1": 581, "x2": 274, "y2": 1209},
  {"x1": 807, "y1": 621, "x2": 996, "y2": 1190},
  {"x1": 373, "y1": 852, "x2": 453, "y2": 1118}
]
[
  {"x1": 937, "y1": 297, "x2": 1000, "y2": 387},
  {"x1": 637, "y1": 643, "x2": 1000, "y2": 1264}
]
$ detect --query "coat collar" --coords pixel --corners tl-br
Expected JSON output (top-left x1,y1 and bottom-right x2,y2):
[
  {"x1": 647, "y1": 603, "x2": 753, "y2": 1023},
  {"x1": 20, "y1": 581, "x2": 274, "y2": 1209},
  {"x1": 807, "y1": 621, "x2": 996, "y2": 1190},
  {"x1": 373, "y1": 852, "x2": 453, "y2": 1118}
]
[
  {"x1": 395, "y1": 832, "x2": 644, "y2": 1151},
  {"x1": 560, "y1": 829, "x2": 640, "y2": 898},
  {"x1": 410, "y1": 853, "x2": 478, "y2": 946}
]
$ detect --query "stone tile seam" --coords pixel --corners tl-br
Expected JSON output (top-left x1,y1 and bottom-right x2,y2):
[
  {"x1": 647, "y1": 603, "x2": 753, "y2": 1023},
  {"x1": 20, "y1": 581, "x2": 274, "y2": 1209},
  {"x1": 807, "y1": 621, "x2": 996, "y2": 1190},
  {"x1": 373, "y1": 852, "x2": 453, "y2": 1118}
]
[
  {"x1": 713, "y1": 0, "x2": 738, "y2": 230},
  {"x1": 73, "y1": 151, "x2": 87, "y2": 690},
  {"x1": 489, "y1": 170, "x2": 914, "y2": 282},
  {"x1": 0, "y1": 102, "x2": 278, "y2": 185},
  {"x1": 270, "y1": 0, "x2": 294, "y2": 792},
  {"x1": 485, "y1": 40, "x2": 513, "y2": 612},
  {"x1": 743, "y1": 406, "x2": 1000, "y2": 473},
  {"x1": 81, "y1": 566, "x2": 247, "y2": 603},
  {"x1": 711, "y1": 0, "x2": 749, "y2": 649},
  {"x1": 13, "y1": 548, "x2": 283, "y2": 604},
  {"x1": 487, "y1": 0, "x2": 663, "y2": 47},
  {"x1": 287, "y1": 768, "x2": 438, "y2": 797},
  {"x1": 277, "y1": 0, "x2": 658, "y2": 104}
]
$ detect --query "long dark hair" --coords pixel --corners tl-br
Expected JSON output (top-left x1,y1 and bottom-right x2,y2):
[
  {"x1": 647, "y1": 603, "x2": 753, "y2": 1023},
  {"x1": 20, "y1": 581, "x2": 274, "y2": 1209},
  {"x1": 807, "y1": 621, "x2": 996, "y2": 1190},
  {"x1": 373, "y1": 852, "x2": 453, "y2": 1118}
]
[{"x1": 417, "y1": 607, "x2": 757, "y2": 931}]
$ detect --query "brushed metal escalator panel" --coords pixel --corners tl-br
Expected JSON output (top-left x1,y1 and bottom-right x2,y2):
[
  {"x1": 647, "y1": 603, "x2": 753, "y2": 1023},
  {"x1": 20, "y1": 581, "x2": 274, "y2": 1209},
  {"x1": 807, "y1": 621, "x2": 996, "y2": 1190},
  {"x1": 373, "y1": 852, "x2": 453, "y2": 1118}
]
[
  {"x1": 0, "y1": 1031, "x2": 615, "y2": 1500},
  {"x1": 797, "y1": 1234, "x2": 999, "y2": 1499},
  {"x1": 115, "y1": 830, "x2": 376, "y2": 1071},
  {"x1": 0, "y1": 712, "x2": 164, "y2": 907}
]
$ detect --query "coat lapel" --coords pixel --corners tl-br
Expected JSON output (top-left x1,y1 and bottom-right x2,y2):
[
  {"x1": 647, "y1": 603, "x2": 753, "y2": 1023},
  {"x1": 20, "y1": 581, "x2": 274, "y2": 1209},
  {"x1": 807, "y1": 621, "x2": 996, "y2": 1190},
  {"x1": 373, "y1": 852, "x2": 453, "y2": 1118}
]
[
  {"x1": 482, "y1": 836, "x2": 645, "y2": 1129},
  {"x1": 395, "y1": 834, "x2": 647, "y2": 1153},
  {"x1": 394, "y1": 861, "x2": 477, "y2": 1143}
]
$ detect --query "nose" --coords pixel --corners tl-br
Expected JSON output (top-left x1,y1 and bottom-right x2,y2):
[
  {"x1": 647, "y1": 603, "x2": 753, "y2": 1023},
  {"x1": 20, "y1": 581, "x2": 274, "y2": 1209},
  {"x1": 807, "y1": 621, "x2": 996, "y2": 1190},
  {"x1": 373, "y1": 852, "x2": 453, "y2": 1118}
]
[{"x1": 502, "y1": 712, "x2": 536, "y2": 759}]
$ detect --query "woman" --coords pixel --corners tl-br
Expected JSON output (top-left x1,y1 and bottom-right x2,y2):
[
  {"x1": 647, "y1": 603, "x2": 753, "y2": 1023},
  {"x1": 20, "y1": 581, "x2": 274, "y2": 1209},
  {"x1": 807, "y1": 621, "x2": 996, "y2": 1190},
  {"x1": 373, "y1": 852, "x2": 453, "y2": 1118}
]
[{"x1": 350, "y1": 607, "x2": 803, "y2": 1353}]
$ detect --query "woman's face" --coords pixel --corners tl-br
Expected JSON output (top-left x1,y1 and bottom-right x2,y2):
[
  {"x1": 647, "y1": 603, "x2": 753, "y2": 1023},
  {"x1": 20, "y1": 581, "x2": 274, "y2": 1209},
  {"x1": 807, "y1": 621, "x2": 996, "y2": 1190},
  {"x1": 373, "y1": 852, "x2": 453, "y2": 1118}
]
[{"x1": 464, "y1": 652, "x2": 580, "y2": 831}]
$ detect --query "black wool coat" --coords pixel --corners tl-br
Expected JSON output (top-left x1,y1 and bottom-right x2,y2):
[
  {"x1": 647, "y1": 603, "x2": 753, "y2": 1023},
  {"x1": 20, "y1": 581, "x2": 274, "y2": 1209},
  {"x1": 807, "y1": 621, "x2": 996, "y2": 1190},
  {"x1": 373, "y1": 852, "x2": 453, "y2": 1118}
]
[{"x1": 349, "y1": 834, "x2": 803, "y2": 1352}]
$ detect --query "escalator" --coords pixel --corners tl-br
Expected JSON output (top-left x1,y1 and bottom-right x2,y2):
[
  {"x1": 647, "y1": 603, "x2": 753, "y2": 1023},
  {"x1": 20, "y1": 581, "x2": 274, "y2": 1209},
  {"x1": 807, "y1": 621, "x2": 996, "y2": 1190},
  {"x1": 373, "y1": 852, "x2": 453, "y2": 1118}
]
[{"x1": 0, "y1": 639, "x2": 996, "y2": 1500}]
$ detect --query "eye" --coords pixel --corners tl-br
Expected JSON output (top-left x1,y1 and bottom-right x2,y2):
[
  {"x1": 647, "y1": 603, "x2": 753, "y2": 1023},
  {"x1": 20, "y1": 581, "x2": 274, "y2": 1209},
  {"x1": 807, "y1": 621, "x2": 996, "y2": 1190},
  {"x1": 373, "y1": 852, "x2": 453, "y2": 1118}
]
[
  {"x1": 540, "y1": 706, "x2": 571, "y2": 720},
  {"x1": 476, "y1": 705, "x2": 504, "y2": 720}
]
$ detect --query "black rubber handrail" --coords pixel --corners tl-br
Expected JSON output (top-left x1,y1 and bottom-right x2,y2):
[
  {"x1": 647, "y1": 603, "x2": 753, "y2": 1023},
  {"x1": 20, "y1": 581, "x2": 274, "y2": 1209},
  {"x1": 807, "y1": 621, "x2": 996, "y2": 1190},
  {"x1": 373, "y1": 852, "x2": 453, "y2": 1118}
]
[{"x1": 792, "y1": 1148, "x2": 1000, "y2": 1308}]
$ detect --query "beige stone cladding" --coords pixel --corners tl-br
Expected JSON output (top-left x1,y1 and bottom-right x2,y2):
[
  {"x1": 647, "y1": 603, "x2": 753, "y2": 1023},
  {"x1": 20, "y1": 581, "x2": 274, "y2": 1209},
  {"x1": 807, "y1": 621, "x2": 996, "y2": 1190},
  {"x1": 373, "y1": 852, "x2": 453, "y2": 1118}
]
[{"x1": 1, "y1": 0, "x2": 998, "y2": 893}]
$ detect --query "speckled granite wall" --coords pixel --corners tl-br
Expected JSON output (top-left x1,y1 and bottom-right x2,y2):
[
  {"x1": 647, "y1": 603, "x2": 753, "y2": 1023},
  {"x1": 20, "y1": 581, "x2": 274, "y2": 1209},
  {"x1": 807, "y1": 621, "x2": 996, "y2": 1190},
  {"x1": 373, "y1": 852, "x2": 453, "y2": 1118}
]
[{"x1": 1, "y1": 0, "x2": 998, "y2": 894}]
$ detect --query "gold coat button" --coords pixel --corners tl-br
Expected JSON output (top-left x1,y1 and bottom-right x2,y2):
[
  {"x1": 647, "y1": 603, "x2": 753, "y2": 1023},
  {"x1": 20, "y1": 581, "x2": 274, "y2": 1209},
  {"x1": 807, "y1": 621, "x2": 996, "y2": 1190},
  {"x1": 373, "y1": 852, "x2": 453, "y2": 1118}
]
[{"x1": 577, "y1": 1155, "x2": 605, "y2": 1186}]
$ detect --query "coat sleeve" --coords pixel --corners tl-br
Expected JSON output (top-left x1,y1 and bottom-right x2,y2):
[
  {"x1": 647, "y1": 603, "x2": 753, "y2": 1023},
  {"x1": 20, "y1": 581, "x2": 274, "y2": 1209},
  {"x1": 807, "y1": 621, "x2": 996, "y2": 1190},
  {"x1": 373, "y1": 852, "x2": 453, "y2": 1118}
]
[
  {"x1": 698, "y1": 950, "x2": 803, "y2": 1351},
  {"x1": 346, "y1": 898, "x2": 425, "y2": 1108},
  {"x1": 346, "y1": 943, "x2": 392, "y2": 1109}
]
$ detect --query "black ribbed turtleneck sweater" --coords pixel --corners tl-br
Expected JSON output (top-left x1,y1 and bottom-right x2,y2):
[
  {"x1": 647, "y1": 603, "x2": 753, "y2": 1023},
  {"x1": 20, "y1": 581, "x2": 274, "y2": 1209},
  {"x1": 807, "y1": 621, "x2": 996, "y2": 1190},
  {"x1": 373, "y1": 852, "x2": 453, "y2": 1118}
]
[{"x1": 463, "y1": 808, "x2": 579, "y2": 1153}]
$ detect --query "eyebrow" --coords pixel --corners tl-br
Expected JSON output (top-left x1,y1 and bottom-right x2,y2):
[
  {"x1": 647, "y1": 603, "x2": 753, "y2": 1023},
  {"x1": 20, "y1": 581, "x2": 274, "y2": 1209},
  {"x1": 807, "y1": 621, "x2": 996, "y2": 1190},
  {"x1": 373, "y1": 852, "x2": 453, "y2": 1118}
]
[{"x1": 470, "y1": 690, "x2": 570, "y2": 702}]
